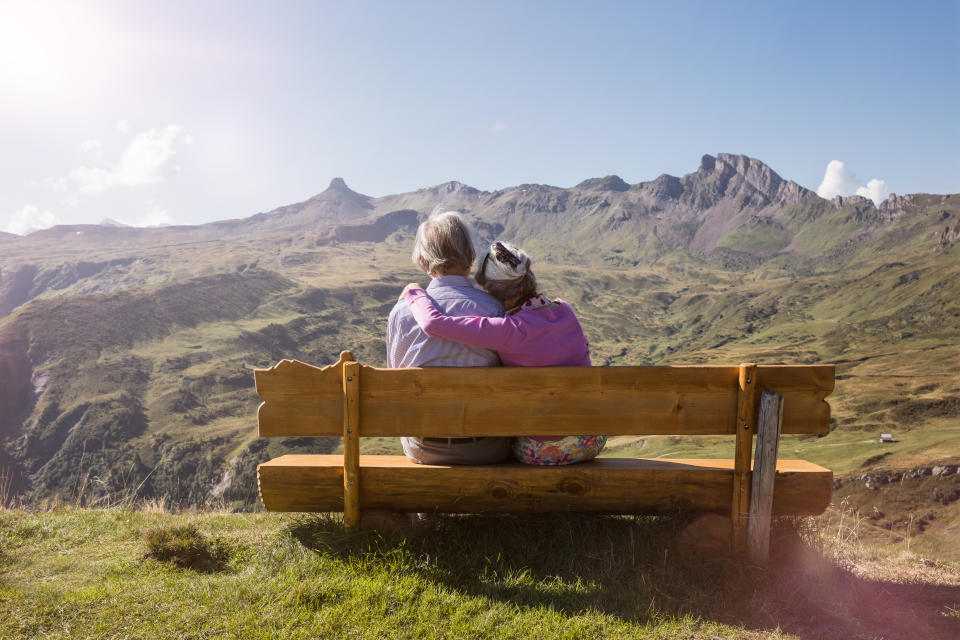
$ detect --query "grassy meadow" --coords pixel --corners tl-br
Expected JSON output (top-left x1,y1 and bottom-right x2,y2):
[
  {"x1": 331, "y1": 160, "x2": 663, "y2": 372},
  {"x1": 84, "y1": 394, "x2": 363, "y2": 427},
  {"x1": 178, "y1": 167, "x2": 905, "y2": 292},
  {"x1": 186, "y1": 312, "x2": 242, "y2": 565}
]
[{"x1": 2, "y1": 505, "x2": 959, "y2": 640}]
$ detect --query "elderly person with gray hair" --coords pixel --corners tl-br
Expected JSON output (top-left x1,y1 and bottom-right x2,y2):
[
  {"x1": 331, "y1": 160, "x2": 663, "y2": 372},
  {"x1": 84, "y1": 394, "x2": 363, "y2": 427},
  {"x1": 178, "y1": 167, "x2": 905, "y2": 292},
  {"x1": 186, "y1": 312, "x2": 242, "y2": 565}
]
[
  {"x1": 386, "y1": 211, "x2": 513, "y2": 464},
  {"x1": 400, "y1": 240, "x2": 605, "y2": 466}
]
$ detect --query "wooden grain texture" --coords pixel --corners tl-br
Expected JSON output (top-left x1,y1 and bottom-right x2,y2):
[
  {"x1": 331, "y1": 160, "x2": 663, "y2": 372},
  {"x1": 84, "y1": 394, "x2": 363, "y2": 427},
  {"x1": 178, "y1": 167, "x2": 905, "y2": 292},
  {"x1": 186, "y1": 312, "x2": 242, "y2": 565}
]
[
  {"x1": 758, "y1": 365, "x2": 833, "y2": 437},
  {"x1": 732, "y1": 363, "x2": 758, "y2": 552},
  {"x1": 255, "y1": 359, "x2": 834, "y2": 438},
  {"x1": 749, "y1": 391, "x2": 784, "y2": 564},
  {"x1": 342, "y1": 360, "x2": 361, "y2": 532},
  {"x1": 257, "y1": 455, "x2": 833, "y2": 516},
  {"x1": 255, "y1": 355, "x2": 351, "y2": 438}
]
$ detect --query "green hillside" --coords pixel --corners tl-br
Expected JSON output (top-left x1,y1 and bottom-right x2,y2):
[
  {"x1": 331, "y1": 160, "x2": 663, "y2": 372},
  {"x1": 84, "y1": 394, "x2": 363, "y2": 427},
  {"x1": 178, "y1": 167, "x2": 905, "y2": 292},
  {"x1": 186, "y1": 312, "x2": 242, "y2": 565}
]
[{"x1": 0, "y1": 155, "x2": 958, "y2": 514}]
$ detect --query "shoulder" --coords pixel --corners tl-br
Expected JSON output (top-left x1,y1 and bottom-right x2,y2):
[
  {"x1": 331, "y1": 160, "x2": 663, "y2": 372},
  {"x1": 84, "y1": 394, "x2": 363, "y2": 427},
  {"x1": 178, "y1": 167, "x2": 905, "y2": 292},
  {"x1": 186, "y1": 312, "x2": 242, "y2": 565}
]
[
  {"x1": 388, "y1": 299, "x2": 414, "y2": 325},
  {"x1": 467, "y1": 288, "x2": 503, "y2": 310},
  {"x1": 467, "y1": 291, "x2": 504, "y2": 317},
  {"x1": 434, "y1": 284, "x2": 503, "y2": 316},
  {"x1": 546, "y1": 299, "x2": 584, "y2": 327}
]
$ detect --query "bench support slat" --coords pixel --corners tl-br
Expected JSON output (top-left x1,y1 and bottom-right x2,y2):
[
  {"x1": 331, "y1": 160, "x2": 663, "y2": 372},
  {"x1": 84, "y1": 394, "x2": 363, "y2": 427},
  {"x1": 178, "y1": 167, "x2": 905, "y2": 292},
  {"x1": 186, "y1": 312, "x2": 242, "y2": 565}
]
[
  {"x1": 748, "y1": 390, "x2": 784, "y2": 564},
  {"x1": 342, "y1": 357, "x2": 361, "y2": 532},
  {"x1": 732, "y1": 363, "x2": 758, "y2": 552}
]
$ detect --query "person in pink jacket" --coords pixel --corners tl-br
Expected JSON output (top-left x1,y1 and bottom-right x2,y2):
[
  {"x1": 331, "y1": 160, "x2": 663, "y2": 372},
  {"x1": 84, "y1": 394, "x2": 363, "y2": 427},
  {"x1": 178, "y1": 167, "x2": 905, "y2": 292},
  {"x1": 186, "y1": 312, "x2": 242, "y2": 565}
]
[{"x1": 401, "y1": 240, "x2": 606, "y2": 465}]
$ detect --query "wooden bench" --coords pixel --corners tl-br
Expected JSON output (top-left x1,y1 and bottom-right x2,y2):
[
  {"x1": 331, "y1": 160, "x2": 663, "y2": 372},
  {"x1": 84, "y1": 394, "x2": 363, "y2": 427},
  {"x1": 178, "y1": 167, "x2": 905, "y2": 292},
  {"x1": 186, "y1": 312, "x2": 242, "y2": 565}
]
[{"x1": 254, "y1": 351, "x2": 834, "y2": 559}]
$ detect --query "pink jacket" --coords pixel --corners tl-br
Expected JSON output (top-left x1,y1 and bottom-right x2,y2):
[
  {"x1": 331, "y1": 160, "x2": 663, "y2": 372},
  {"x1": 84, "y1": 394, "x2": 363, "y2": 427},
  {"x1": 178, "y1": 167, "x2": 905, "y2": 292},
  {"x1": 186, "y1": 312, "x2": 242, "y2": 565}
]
[{"x1": 402, "y1": 289, "x2": 591, "y2": 368}]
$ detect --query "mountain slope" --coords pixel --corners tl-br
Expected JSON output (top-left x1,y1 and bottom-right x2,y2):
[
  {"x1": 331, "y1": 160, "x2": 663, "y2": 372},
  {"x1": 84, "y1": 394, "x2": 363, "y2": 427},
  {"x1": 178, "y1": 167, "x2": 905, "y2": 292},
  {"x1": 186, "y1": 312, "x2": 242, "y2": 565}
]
[{"x1": 0, "y1": 153, "x2": 958, "y2": 509}]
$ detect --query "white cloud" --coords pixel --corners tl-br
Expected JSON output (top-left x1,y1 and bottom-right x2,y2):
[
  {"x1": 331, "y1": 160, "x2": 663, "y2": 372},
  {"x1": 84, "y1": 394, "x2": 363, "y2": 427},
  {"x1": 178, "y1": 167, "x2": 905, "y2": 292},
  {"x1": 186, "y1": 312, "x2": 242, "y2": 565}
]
[
  {"x1": 69, "y1": 123, "x2": 187, "y2": 195},
  {"x1": 136, "y1": 202, "x2": 174, "y2": 227},
  {"x1": 117, "y1": 120, "x2": 130, "y2": 133},
  {"x1": 79, "y1": 139, "x2": 102, "y2": 157},
  {"x1": 816, "y1": 160, "x2": 891, "y2": 206},
  {"x1": 856, "y1": 179, "x2": 890, "y2": 205},
  {"x1": 114, "y1": 201, "x2": 175, "y2": 228},
  {"x1": 4, "y1": 205, "x2": 60, "y2": 235},
  {"x1": 816, "y1": 160, "x2": 859, "y2": 199},
  {"x1": 33, "y1": 176, "x2": 69, "y2": 192},
  {"x1": 490, "y1": 120, "x2": 508, "y2": 133}
]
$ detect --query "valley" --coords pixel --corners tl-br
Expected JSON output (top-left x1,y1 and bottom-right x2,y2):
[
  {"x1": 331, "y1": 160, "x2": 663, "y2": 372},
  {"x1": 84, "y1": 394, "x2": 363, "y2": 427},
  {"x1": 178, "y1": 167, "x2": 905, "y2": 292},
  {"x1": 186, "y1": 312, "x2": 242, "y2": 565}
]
[{"x1": 1, "y1": 153, "x2": 958, "y2": 539}]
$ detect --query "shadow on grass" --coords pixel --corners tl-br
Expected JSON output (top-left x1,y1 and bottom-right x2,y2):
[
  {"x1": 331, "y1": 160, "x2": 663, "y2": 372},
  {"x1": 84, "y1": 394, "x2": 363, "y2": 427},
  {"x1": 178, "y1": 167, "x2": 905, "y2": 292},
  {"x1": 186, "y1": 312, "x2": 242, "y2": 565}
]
[
  {"x1": 142, "y1": 523, "x2": 236, "y2": 573},
  {"x1": 285, "y1": 513, "x2": 960, "y2": 640}
]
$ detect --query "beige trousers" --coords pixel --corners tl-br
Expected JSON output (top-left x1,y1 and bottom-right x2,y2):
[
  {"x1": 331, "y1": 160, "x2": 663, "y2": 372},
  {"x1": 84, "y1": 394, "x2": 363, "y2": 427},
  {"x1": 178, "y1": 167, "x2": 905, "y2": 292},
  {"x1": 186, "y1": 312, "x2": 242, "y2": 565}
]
[{"x1": 400, "y1": 437, "x2": 513, "y2": 465}]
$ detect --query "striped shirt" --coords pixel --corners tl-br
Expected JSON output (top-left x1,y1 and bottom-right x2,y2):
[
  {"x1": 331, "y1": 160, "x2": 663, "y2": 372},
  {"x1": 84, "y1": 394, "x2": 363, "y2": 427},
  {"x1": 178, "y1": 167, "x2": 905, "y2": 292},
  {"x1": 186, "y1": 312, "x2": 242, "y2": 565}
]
[{"x1": 386, "y1": 275, "x2": 503, "y2": 368}]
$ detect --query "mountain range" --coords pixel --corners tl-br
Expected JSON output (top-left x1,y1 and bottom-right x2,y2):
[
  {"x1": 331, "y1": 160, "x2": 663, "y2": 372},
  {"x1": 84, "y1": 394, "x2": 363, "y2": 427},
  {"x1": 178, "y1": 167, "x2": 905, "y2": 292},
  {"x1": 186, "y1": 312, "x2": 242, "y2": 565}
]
[{"x1": 0, "y1": 153, "x2": 957, "y2": 509}]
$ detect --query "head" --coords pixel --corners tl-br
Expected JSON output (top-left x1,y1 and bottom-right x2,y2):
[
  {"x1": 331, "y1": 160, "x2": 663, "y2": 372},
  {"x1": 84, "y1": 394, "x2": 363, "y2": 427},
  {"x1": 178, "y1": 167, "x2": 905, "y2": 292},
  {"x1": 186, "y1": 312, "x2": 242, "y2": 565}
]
[
  {"x1": 475, "y1": 241, "x2": 538, "y2": 307},
  {"x1": 412, "y1": 211, "x2": 476, "y2": 277}
]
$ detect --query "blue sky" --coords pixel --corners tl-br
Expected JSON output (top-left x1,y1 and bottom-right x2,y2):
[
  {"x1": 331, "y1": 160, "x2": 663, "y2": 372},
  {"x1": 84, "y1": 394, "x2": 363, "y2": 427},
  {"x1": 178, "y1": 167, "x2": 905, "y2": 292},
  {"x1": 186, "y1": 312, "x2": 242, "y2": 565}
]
[{"x1": 1, "y1": 0, "x2": 957, "y2": 234}]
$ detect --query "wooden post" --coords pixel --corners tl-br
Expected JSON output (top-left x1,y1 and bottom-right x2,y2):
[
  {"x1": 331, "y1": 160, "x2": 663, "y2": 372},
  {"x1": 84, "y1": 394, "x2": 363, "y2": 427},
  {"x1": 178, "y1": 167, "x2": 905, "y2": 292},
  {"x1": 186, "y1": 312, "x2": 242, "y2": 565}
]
[
  {"x1": 342, "y1": 359, "x2": 361, "y2": 532},
  {"x1": 748, "y1": 390, "x2": 784, "y2": 564},
  {"x1": 731, "y1": 363, "x2": 757, "y2": 552}
]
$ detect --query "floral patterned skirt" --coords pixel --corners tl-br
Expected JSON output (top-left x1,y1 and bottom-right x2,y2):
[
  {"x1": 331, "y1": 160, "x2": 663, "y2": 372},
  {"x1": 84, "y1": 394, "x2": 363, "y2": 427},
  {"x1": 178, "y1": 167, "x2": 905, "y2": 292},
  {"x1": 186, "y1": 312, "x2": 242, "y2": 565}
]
[{"x1": 512, "y1": 435, "x2": 607, "y2": 466}]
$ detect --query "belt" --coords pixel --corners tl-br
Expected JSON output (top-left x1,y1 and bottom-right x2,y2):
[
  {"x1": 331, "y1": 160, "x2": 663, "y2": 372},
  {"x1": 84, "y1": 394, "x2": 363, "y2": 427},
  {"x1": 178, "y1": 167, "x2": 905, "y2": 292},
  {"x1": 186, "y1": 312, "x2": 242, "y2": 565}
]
[{"x1": 421, "y1": 437, "x2": 483, "y2": 445}]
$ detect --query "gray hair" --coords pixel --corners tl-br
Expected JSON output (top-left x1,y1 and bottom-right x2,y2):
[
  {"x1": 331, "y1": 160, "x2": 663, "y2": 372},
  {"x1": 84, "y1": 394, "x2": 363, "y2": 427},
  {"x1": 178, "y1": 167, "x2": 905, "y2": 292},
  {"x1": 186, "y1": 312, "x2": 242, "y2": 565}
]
[
  {"x1": 475, "y1": 241, "x2": 538, "y2": 305},
  {"x1": 412, "y1": 211, "x2": 477, "y2": 276}
]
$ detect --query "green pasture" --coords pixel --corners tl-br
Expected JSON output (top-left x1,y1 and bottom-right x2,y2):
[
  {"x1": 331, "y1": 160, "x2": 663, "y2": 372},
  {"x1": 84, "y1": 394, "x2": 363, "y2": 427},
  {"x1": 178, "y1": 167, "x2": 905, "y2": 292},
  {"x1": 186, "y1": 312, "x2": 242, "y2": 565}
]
[{"x1": 1, "y1": 507, "x2": 957, "y2": 640}]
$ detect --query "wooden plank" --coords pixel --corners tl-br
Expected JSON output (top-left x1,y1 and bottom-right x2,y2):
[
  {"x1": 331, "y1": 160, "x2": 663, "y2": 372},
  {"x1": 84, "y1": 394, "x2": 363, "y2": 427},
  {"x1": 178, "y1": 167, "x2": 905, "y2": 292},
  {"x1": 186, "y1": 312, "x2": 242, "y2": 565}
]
[
  {"x1": 758, "y1": 365, "x2": 834, "y2": 436},
  {"x1": 255, "y1": 360, "x2": 834, "y2": 438},
  {"x1": 731, "y1": 363, "x2": 758, "y2": 552},
  {"x1": 255, "y1": 356, "x2": 349, "y2": 437},
  {"x1": 748, "y1": 391, "x2": 784, "y2": 564},
  {"x1": 342, "y1": 360, "x2": 361, "y2": 532},
  {"x1": 257, "y1": 455, "x2": 833, "y2": 515}
]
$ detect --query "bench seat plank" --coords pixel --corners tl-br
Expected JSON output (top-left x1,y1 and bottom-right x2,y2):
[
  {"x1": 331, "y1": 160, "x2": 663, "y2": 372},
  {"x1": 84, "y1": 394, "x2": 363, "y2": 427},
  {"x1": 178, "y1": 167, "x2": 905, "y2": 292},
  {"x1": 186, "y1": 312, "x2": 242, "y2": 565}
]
[{"x1": 258, "y1": 455, "x2": 832, "y2": 516}]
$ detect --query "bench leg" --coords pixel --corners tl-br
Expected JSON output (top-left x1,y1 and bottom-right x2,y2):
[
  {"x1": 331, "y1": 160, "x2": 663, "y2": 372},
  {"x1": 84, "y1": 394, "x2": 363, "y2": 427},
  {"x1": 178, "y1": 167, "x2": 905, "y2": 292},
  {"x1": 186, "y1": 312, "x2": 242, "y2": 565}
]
[
  {"x1": 731, "y1": 363, "x2": 757, "y2": 552},
  {"x1": 747, "y1": 390, "x2": 784, "y2": 564},
  {"x1": 343, "y1": 359, "x2": 361, "y2": 532}
]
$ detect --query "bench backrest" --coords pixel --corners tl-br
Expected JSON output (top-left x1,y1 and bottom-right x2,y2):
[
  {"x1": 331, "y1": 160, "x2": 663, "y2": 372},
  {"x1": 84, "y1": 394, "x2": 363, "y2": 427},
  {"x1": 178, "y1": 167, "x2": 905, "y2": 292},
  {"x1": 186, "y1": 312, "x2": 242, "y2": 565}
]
[{"x1": 255, "y1": 352, "x2": 834, "y2": 438}]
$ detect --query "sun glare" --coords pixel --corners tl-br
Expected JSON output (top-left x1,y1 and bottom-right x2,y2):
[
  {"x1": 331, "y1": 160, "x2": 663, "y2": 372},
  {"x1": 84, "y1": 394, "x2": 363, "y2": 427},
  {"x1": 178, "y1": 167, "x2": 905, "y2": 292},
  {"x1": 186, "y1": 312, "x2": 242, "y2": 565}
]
[{"x1": 0, "y1": 1, "x2": 115, "y2": 107}]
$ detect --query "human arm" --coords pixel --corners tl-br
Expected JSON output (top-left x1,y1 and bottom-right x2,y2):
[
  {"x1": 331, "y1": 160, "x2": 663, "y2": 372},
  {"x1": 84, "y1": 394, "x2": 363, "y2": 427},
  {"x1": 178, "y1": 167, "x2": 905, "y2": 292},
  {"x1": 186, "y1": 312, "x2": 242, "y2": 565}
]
[{"x1": 401, "y1": 287, "x2": 521, "y2": 352}]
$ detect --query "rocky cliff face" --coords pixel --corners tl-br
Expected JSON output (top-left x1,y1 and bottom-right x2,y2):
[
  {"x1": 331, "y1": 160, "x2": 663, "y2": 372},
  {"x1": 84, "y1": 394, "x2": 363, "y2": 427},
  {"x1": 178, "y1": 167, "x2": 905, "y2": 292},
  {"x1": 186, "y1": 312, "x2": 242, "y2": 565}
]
[
  {"x1": 832, "y1": 195, "x2": 874, "y2": 208},
  {"x1": 939, "y1": 210, "x2": 960, "y2": 248},
  {"x1": 690, "y1": 153, "x2": 811, "y2": 207}
]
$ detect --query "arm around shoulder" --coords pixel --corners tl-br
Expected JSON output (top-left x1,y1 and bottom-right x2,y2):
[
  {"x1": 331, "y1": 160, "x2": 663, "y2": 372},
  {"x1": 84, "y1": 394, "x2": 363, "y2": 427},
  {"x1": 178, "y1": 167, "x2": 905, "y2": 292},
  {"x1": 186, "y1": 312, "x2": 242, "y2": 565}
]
[{"x1": 402, "y1": 288, "x2": 517, "y2": 351}]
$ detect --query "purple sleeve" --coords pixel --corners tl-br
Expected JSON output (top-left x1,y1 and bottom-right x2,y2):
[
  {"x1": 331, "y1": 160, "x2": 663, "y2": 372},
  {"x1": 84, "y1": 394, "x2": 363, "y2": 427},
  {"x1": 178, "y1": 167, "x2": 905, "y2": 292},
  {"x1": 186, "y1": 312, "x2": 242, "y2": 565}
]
[{"x1": 402, "y1": 288, "x2": 519, "y2": 352}]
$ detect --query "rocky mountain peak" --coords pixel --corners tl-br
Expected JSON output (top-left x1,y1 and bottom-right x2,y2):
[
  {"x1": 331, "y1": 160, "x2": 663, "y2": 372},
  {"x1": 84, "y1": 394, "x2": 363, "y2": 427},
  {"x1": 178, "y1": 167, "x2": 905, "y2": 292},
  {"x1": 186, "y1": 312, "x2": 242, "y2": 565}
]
[
  {"x1": 697, "y1": 153, "x2": 810, "y2": 205},
  {"x1": 698, "y1": 154, "x2": 717, "y2": 173},
  {"x1": 575, "y1": 175, "x2": 630, "y2": 192},
  {"x1": 640, "y1": 173, "x2": 683, "y2": 199},
  {"x1": 879, "y1": 193, "x2": 908, "y2": 210},
  {"x1": 436, "y1": 180, "x2": 481, "y2": 196},
  {"x1": 326, "y1": 177, "x2": 352, "y2": 192},
  {"x1": 832, "y1": 195, "x2": 873, "y2": 208},
  {"x1": 310, "y1": 177, "x2": 370, "y2": 206}
]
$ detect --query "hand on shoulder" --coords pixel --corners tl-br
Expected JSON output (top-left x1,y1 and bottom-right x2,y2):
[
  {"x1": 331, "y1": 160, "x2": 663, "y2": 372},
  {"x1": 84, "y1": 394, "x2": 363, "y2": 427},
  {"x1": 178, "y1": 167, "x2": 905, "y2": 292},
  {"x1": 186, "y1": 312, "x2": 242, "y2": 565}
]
[{"x1": 399, "y1": 282, "x2": 422, "y2": 301}]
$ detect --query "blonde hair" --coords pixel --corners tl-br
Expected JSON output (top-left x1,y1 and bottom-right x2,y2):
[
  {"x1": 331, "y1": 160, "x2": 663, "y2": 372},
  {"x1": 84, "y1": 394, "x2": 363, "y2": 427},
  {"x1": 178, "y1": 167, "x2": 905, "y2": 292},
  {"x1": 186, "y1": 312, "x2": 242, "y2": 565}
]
[
  {"x1": 475, "y1": 241, "x2": 538, "y2": 305},
  {"x1": 411, "y1": 211, "x2": 476, "y2": 276}
]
